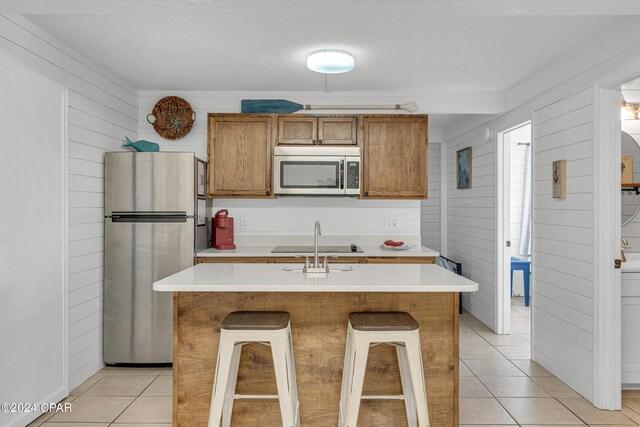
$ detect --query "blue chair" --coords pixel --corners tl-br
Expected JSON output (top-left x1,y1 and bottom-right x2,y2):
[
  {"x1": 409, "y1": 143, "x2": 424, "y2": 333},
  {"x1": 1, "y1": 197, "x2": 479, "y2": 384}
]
[{"x1": 510, "y1": 256, "x2": 531, "y2": 307}]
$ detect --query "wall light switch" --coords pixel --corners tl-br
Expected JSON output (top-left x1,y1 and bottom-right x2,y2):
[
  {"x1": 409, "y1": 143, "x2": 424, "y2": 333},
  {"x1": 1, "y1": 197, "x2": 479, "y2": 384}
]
[
  {"x1": 240, "y1": 217, "x2": 249, "y2": 230},
  {"x1": 385, "y1": 216, "x2": 399, "y2": 231}
]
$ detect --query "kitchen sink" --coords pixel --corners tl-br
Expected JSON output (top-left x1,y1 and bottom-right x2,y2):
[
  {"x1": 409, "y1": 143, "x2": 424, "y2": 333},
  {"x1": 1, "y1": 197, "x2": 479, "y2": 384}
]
[
  {"x1": 271, "y1": 245, "x2": 363, "y2": 254},
  {"x1": 282, "y1": 266, "x2": 354, "y2": 273}
]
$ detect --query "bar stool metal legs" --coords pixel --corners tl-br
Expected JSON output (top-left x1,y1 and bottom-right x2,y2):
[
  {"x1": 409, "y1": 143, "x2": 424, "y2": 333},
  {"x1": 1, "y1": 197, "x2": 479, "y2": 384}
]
[
  {"x1": 338, "y1": 312, "x2": 430, "y2": 427},
  {"x1": 208, "y1": 312, "x2": 300, "y2": 427}
]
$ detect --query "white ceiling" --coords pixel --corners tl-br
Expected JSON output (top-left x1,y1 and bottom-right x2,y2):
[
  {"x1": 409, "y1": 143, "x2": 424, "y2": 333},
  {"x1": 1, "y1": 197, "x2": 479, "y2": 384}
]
[
  {"x1": 22, "y1": 4, "x2": 638, "y2": 93},
  {"x1": 427, "y1": 114, "x2": 465, "y2": 129}
]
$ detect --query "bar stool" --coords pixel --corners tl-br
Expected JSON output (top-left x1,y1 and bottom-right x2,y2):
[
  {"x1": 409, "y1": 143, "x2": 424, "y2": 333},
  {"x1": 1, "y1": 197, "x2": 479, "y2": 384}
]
[
  {"x1": 208, "y1": 311, "x2": 300, "y2": 427},
  {"x1": 338, "y1": 312, "x2": 430, "y2": 427}
]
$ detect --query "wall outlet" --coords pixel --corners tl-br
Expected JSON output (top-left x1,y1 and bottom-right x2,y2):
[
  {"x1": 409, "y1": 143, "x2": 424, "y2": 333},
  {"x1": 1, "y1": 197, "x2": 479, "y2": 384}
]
[
  {"x1": 385, "y1": 215, "x2": 399, "y2": 231},
  {"x1": 240, "y1": 217, "x2": 249, "y2": 230}
]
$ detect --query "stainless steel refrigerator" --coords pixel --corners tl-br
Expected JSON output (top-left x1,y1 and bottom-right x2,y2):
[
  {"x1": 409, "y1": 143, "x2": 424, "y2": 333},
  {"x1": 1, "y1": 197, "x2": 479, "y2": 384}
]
[{"x1": 104, "y1": 152, "x2": 208, "y2": 364}]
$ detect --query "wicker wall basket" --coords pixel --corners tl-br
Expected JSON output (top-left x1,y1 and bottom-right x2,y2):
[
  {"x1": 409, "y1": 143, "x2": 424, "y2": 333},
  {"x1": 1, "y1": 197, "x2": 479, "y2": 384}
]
[{"x1": 146, "y1": 96, "x2": 196, "y2": 140}]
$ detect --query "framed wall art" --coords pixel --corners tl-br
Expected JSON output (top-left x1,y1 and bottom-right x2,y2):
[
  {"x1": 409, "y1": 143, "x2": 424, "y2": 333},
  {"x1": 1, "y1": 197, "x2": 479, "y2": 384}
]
[
  {"x1": 197, "y1": 159, "x2": 206, "y2": 197},
  {"x1": 457, "y1": 146, "x2": 472, "y2": 189},
  {"x1": 552, "y1": 159, "x2": 566, "y2": 199},
  {"x1": 197, "y1": 199, "x2": 206, "y2": 226}
]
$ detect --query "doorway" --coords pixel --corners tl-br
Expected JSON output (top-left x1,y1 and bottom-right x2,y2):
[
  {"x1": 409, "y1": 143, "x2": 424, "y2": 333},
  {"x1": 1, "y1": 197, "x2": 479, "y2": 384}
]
[
  {"x1": 620, "y1": 79, "x2": 640, "y2": 392},
  {"x1": 497, "y1": 122, "x2": 533, "y2": 342}
]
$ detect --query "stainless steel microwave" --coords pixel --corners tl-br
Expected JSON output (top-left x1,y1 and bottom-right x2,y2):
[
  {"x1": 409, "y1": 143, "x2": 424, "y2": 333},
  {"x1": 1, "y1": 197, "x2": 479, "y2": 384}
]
[{"x1": 273, "y1": 146, "x2": 361, "y2": 196}]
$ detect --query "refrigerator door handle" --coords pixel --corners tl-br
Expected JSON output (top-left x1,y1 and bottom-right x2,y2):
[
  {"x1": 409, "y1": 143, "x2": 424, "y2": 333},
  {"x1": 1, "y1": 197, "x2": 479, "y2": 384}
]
[{"x1": 111, "y1": 213, "x2": 187, "y2": 223}]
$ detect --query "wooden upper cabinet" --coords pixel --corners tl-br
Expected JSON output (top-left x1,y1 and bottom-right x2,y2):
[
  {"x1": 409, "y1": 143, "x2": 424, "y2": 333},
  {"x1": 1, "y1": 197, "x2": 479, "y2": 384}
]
[
  {"x1": 208, "y1": 114, "x2": 274, "y2": 198},
  {"x1": 278, "y1": 116, "x2": 317, "y2": 145},
  {"x1": 362, "y1": 116, "x2": 428, "y2": 199},
  {"x1": 277, "y1": 115, "x2": 357, "y2": 145},
  {"x1": 318, "y1": 117, "x2": 357, "y2": 145}
]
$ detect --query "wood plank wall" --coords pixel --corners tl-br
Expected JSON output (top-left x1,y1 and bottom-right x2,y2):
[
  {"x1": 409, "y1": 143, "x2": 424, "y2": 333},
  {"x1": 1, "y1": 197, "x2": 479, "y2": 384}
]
[
  {"x1": 532, "y1": 86, "x2": 595, "y2": 401},
  {"x1": 0, "y1": 13, "x2": 139, "y2": 389},
  {"x1": 446, "y1": 127, "x2": 498, "y2": 328}
]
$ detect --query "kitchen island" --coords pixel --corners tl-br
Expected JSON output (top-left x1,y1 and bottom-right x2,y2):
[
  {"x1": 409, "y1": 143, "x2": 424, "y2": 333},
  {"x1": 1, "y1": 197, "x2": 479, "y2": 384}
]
[{"x1": 154, "y1": 262, "x2": 478, "y2": 427}]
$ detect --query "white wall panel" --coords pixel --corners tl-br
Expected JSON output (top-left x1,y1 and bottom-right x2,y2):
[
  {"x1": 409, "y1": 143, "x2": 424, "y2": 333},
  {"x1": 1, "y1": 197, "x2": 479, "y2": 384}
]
[
  {"x1": 0, "y1": 55, "x2": 67, "y2": 427},
  {"x1": 446, "y1": 128, "x2": 497, "y2": 328},
  {"x1": 532, "y1": 86, "x2": 595, "y2": 401}
]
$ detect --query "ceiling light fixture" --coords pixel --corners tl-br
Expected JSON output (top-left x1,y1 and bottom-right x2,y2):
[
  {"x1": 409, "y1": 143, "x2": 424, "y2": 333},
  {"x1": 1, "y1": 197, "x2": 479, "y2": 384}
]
[
  {"x1": 622, "y1": 95, "x2": 640, "y2": 120},
  {"x1": 307, "y1": 49, "x2": 355, "y2": 74}
]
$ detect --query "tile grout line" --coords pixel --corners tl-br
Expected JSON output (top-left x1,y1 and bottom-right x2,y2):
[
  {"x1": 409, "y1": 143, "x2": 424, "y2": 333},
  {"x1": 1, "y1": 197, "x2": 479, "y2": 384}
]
[
  {"x1": 460, "y1": 304, "x2": 531, "y2": 426},
  {"x1": 98, "y1": 374, "x2": 148, "y2": 425},
  {"x1": 460, "y1": 306, "x2": 640, "y2": 427},
  {"x1": 69, "y1": 368, "x2": 165, "y2": 425}
]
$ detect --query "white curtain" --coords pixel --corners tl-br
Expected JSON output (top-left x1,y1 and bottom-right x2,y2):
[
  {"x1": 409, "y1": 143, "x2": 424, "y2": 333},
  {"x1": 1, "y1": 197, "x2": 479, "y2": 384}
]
[{"x1": 519, "y1": 145, "x2": 532, "y2": 256}]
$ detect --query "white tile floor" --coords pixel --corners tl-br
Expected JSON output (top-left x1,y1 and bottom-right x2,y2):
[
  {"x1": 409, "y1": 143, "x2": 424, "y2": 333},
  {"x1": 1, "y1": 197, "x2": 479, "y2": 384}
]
[
  {"x1": 460, "y1": 297, "x2": 640, "y2": 426},
  {"x1": 28, "y1": 297, "x2": 640, "y2": 426},
  {"x1": 28, "y1": 367, "x2": 172, "y2": 426}
]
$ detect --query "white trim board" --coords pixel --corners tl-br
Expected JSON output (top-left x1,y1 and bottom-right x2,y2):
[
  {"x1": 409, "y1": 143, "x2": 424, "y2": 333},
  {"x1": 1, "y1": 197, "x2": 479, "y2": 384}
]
[
  {"x1": 496, "y1": 126, "x2": 511, "y2": 335},
  {"x1": 592, "y1": 86, "x2": 622, "y2": 410}
]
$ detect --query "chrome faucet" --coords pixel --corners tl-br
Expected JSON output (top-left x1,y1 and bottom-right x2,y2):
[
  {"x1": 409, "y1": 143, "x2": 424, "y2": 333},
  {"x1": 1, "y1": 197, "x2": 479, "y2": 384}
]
[
  {"x1": 622, "y1": 238, "x2": 630, "y2": 263},
  {"x1": 314, "y1": 220, "x2": 321, "y2": 268},
  {"x1": 302, "y1": 221, "x2": 330, "y2": 273}
]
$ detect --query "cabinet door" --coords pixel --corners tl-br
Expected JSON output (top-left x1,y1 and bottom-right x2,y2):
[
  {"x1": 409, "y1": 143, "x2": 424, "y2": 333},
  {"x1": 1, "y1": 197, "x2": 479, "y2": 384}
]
[
  {"x1": 362, "y1": 116, "x2": 428, "y2": 199},
  {"x1": 278, "y1": 116, "x2": 317, "y2": 145},
  {"x1": 208, "y1": 115, "x2": 273, "y2": 197},
  {"x1": 318, "y1": 117, "x2": 357, "y2": 145}
]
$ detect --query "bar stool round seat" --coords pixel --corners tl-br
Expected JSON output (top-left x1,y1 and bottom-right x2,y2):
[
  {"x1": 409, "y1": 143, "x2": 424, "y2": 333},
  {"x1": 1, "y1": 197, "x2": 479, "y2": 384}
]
[
  {"x1": 221, "y1": 311, "x2": 290, "y2": 330},
  {"x1": 339, "y1": 311, "x2": 430, "y2": 427},
  {"x1": 348, "y1": 311, "x2": 419, "y2": 331},
  {"x1": 209, "y1": 311, "x2": 300, "y2": 427}
]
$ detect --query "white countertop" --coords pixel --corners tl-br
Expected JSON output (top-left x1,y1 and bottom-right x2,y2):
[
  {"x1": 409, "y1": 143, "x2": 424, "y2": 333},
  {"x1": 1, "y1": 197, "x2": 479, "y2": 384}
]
[
  {"x1": 197, "y1": 245, "x2": 439, "y2": 258},
  {"x1": 153, "y1": 263, "x2": 478, "y2": 293}
]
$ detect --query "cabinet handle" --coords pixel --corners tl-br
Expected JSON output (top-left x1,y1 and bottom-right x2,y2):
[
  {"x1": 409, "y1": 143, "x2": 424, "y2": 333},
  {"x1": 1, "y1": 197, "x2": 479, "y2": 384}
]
[
  {"x1": 364, "y1": 191, "x2": 369, "y2": 196},
  {"x1": 266, "y1": 190, "x2": 270, "y2": 195},
  {"x1": 318, "y1": 139, "x2": 323, "y2": 144},
  {"x1": 312, "y1": 139, "x2": 317, "y2": 144}
]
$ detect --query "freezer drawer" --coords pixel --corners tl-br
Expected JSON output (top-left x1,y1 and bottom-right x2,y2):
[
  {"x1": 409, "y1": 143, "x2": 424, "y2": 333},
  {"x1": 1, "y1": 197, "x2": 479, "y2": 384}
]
[
  {"x1": 105, "y1": 152, "x2": 195, "y2": 215},
  {"x1": 104, "y1": 218, "x2": 194, "y2": 364}
]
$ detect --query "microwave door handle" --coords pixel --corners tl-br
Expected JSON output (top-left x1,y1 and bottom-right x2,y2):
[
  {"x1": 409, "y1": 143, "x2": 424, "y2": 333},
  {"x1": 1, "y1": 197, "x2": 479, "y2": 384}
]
[{"x1": 339, "y1": 160, "x2": 345, "y2": 190}]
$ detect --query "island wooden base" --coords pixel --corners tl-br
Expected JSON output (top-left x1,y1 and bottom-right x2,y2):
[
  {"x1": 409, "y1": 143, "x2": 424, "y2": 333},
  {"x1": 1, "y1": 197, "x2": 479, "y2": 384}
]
[{"x1": 173, "y1": 292, "x2": 459, "y2": 426}]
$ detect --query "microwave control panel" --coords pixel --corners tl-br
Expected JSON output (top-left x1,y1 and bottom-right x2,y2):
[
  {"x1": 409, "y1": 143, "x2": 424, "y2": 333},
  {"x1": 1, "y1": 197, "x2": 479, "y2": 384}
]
[{"x1": 346, "y1": 161, "x2": 360, "y2": 189}]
